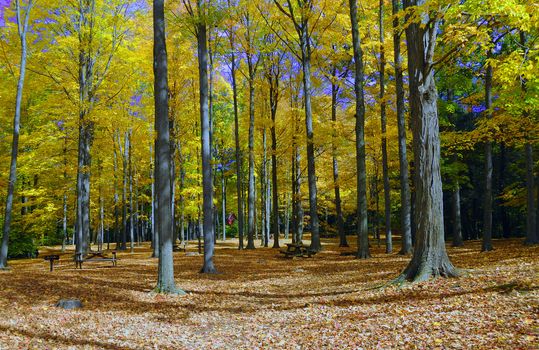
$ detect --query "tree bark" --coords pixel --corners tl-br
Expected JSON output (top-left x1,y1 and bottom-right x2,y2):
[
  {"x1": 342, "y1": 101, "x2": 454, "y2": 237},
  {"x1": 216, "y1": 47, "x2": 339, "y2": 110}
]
[
  {"x1": 452, "y1": 180, "x2": 464, "y2": 247},
  {"x1": 349, "y1": 0, "x2": 370, "y2": 259},
  {"x1": 331, "y1": 67, "x2": 347, "y2": 248},
  {"x1": 246, "y1": 72, "x2": 256, "y2": 249},
  {"x1": 228, "y1": 29, "x2": 244, "y2": 250},
  {"x1": 268, "y1": 61, "x2": 281, "y2": 248},
  {"x1": 482, "y1": 46, "x2": 494, "y2": 252},
  {"x1": 392, "y1": 0, "x2": 412, "y2": 255},
  {"x1": 154, "y1": 0, "x2": 183, "y2": 293},
  {"x1": 197, "y1": 1, "x2": 218, "y2": 273},
  {"x1": 379, "y1": 0, "x2": 392, "y2": 254},
  {"x1": 397, "y1": 0, "x2": 458, "y2": 282},
  {"x1": 0, "y1": 0, "x2": 33, "y2": 269}
]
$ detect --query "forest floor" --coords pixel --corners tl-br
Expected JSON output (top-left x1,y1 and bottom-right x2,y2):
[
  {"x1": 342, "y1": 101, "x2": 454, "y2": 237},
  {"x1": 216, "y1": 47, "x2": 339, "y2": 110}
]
[{"x1": 0, "y1": 237, "x2": 537, "y2": 349}]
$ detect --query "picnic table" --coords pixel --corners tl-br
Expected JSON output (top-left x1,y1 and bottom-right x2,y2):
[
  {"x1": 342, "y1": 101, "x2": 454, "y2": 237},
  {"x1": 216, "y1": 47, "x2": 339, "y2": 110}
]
[
  {"x1": 280, "y1": 243, "x2": 316, "y2": 258},
  {"x1": 44, "y1": 255, "x2": 60, "y2": 271},
  {"x1": 75, "y1": 251, "x2": 117, "y2": 269}
]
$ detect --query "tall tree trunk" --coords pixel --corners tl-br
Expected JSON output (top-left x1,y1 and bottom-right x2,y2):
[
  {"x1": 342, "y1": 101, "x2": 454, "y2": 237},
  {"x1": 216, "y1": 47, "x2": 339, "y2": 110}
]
[
  {"x1": 520, "y1": 32, "x2": 538, "y2": 245},
  {"x1": 379, "y1": 0, "x2": 392, "y2": 254},
  {"x1": 75, "y1": 0, "x2": 96, "y2": 257},
  {"x1": 0, "y1": 0, "x2": 33, "y2": 269},
  {"x1": 120, "y1": 132, "x2": 129, "y2": 250},
  {"x1": 349, "y1": 0, "x2": 370, "y2": 259},
  {"x1": 228, "y1": 32, "x2": 244, "y2": 250},
  {"x1": 392, "y1": 0, "x2": 412, "y2": 255},
  {"x1": 128, "y1": 130, "x2": 135, "y2": 253},
  {"x1": 452, "y1": 180, "x2": 463, "y2": 247},
  {"x1": 331, "y1": 67, "x2": 347, "y2": 248},
  {"x1": 398, "y1": 0, "x2": 458, "y2": 282},
  {"x1": 197, "y1": 2, "x2": 217, "y2": 273},
  {"x1": 114, "y1": 130, "x2": 121, "y2": 251},
  {"x1": 151, "y1": 140, "x2": 159, "y2": 258},
  {"x1": 269, "y1": 67, "x2": 281, "y2": 249},
  {"x1": 482, "y1": 46, "x2": 494, "y2": 252},
  {"x1": 153, "y1": 0, "x2": 182, "y2": 293},
  {"x1": 246, "y1": 76, "x2": 256, "y2": 249},
  {"x1": 299, "y1": 25, "x2": 321, "y2": 252}
]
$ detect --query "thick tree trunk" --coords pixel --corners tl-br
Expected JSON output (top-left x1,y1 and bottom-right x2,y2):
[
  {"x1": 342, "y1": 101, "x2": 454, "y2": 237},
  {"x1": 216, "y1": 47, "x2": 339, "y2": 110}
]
[
  {"x1": 482, "y1": 48, "x2": 494, "y2": 252},
  {"x1": 331, "y1": 68, "x2": 347, "y2": 248},
  {"x1": 153, "y1": 0, "x2": 182, "y2": 293},
  {"x1": 0, "y1": 0, "x2": 33, "y2": 269},
  {"x1": 349, "y1": 0, "x2": 370, "y2": 259},
  {"x1": 197, "y1": 6, "x2": 217, "y2": 273},
  {"x1": 398, "y1": 0, "x2": 458, "y2": 282},
  {"x1": 379, "y1": 0, "x2": 392, "y2": 254},
  {"x1": 392, "y1": 0, "x2": 412, "y2": 255}
]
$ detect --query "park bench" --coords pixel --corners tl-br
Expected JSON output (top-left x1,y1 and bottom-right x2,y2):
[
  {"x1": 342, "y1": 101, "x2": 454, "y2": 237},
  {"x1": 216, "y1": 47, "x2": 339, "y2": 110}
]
[
  {"x1": 44, "y1": 254, "x2": 60, "y2": 272},
  {"x1": 75, "y1": 251, "x2": 117, "y2": 269},
  {"x1": 280, "y1": 243, "x2": 317, "y2": 258}
]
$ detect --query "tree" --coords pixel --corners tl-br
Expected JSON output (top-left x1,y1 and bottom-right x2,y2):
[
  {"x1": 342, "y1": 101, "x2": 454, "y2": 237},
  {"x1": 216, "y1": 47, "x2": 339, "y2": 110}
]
[
  {"x1": 396, "y1": 0, "x2": 459, "y2": 282},
  {"x1": 273, "y1": 0, "x2": 321, "y2": 252},
  {"x1": 154, "y1": 0, "x2": 184, "y2": 293},
  {"x1": 0, "y1": 0, "x2": 34, "y2": 269},
  {"x1": 348, "y1": 0, "x2": 370, "y2": 259},
  {"x1": 392, "y1": 0, "x2": 412, "y2": 255}
]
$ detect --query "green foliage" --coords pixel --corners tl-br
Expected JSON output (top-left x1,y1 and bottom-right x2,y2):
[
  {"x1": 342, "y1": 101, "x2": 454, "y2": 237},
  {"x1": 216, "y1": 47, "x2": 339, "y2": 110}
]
[{"x1": 5, "y1": 229, "x2": 38, "y2": 259}]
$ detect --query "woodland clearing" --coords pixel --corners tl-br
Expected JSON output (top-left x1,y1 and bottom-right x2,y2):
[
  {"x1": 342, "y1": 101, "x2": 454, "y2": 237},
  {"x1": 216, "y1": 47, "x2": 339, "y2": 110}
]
[{"x1": 0, "y1": 237, "x2": 537, "y2": 349}]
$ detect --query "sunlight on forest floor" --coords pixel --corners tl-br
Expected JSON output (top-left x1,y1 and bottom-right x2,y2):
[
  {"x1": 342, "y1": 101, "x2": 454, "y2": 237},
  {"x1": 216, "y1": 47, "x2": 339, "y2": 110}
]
[{"x1": 0, "y1": 238, "x2": 537, "y2": 349}]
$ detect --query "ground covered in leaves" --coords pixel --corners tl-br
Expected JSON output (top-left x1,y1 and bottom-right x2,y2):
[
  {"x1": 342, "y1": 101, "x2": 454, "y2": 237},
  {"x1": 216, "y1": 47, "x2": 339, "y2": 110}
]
[{"x1": 0, "y1": 237, "x2": 537, "y2": 349}]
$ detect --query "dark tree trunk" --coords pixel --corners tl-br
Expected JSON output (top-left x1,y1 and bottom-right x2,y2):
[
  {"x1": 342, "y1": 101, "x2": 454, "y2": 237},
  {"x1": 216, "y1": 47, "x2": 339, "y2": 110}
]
[
  {"x1": 392, "y1": 0, "x2": 412, "y2": 255},
  {"x1": 397, "y1": 0, "x2": 458, "y2": 282},
  {"x1": 379, "y1": 0, "x2": 392, "y2": 254},
  {"x1": 0, "y1": 0, "x2": 33, "y2": 269},
  {"x1": 349, "y1": 0, "x2": 370, "y2": 259},
  {"x1": 128, "y1": 130, "x2": 135, "y2": 253},
  {"x1": 452, "y1": 180, "x2": 463, "y2": 247},
  {"x1": 120, "y1": 132, "x2": 129, "y2": 251},
  {"x1": 153, "y1": 0, "x2": 182, "y2": 293},
  {"x1": 521, "y1": 32, "x2": 538, "y2": 245},
  {"x1": 331, "y1": 67, "x2": 347, "y2": 248},
  {"x1": 268, "y1": 61, "x2": 281, "y2": 249},
  {"x1": 482, "y1": 46, "x2": 494, "y2": 252},
  {"x1": 197, "y1": 2, "x2": 217, "y2": 273}
]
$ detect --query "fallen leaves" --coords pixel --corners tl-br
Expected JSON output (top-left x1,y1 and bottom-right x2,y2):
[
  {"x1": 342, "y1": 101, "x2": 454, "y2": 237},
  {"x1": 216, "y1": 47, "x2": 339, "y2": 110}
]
[{"x1": 0, "y1": 238, "x2": 537, "y2": 349}]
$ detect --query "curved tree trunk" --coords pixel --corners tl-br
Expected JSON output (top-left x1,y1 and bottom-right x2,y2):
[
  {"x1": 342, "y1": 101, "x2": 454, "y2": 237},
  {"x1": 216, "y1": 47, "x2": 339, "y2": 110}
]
[
  {"x1": 349, "y1": 0, "x2": 370, "y2": 259},
  {"x1": 0, "y1": 0, "x2": 34, "y2": 269},
  {"x1": 398, "y1": 0, "x2": 458, "y2": 282},
  {"x1": 153, "y1": 0, "x2": 183, "y2": 293}
]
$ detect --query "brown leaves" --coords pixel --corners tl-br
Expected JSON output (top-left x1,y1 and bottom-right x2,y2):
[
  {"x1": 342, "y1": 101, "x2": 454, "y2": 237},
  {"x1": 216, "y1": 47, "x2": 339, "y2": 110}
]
[{"x1": 0, "y1": 238, "x2": 537, "y2": 349}]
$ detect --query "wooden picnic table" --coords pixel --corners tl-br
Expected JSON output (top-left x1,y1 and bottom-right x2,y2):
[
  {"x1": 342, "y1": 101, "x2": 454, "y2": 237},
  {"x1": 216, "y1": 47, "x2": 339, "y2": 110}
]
[
  {"x1": 280, "y1": 243, "x2": 316, "y2": 258},
  {"x1": 75, "y1": 251, "x2": 117, "y2": 269}
]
